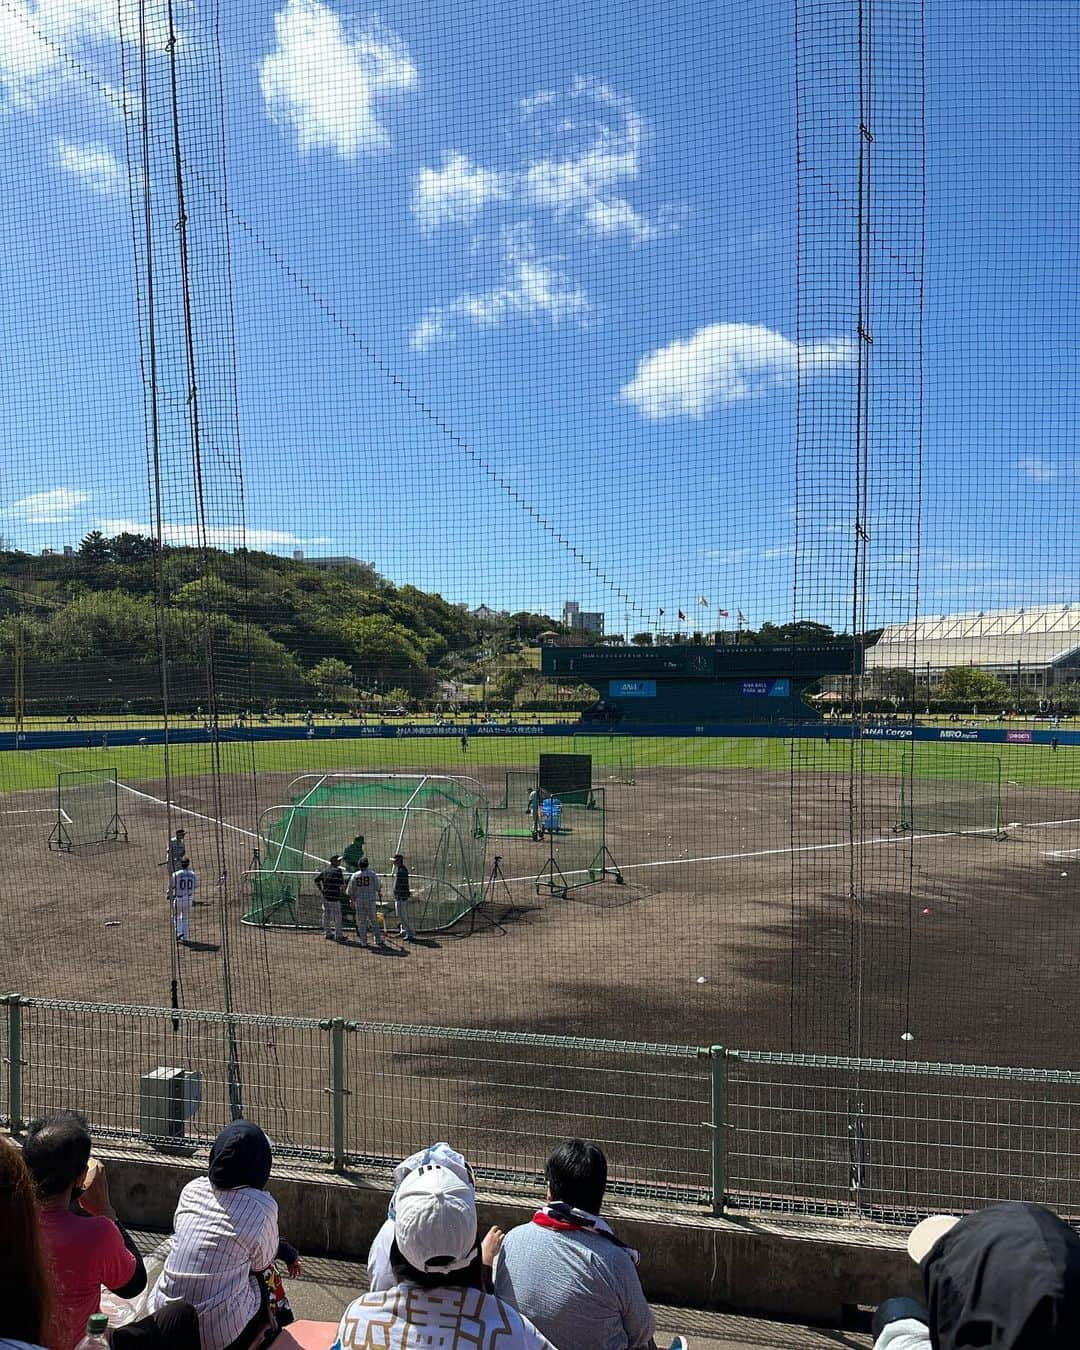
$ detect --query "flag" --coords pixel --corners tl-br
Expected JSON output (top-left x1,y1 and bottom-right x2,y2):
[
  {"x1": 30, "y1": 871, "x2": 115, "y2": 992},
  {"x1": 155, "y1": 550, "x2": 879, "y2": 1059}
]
[
  {"x1": 697, "y1": 595, "x2": 709, "y2": 606},
  {"x1": 658, "y1": 608, "x2": 664, "y2": 616},
  {"x1": 718, "y1": 609, "x2": 729, "y2": 617},
  {"x1": 737, "y1": 610, "x2": 746, "y2": 623},
  {"x1": 677, "y1": 609, "x2": 686, "y2": 620}
]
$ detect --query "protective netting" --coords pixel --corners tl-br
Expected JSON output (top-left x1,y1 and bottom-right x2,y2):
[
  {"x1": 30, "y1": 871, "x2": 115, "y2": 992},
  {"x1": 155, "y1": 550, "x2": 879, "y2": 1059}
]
[
  {"x1": 246, "y1": 774, "x2": 488, "y2": 931},
  {"x1": 49, "y1": 769, "x2": 126, "y2": 849},
  {"x1": 897, "y1": 751, "x2": 1004, "y2": 837},
  {"x1": 0, "y1": 0, "x2": 1078, "y2": 1120},
  {"x1": 536, "y1": 791, "x2": 617, "y2": 897}
]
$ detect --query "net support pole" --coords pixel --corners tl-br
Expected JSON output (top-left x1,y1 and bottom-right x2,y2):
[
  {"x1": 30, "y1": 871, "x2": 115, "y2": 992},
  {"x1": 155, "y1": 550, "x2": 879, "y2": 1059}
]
[
  {"x1": 6, "y1": 995, "x2": 25, "y2": 1132},
  {"x1": 709, "y1": 1045, "x2": 727, "y2": 1216},
  {"x1": 329, "y1": 1017, "x2": 347, "y2": 1172}
]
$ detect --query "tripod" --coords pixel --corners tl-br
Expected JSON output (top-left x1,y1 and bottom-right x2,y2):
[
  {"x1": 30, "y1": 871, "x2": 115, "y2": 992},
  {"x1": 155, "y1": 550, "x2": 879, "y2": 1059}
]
[{"x1": 467, "y1": 855, "x2": 521, "y2": 934}]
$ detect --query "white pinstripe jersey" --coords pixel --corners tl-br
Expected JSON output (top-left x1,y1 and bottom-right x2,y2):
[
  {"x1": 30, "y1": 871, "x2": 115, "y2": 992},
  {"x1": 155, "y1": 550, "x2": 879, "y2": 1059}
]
[{"x1": 150, "y1": 1176, "x2": 278, "y2": 1350}]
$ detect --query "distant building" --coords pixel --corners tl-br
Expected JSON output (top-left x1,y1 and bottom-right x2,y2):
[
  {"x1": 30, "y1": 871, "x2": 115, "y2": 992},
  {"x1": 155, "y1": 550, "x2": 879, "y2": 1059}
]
[
  {"x1": 563, "y1": 600, "x2": 604, "y2": 636},
  {"x1": 866, "y1": 604, "x2": 1080, "y2": 694},
  {"x1": 308, "y1": 556, "x2": 368, "y2": 571},
  {"x1": 472, "y1": 604, "x2": 504, "y2": 620}
]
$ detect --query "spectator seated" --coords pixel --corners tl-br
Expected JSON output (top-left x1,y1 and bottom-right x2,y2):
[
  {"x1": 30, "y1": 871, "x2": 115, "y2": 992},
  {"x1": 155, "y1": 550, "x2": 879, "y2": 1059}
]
[
  {"x1": 150, "y1": 1121, "x2": 292, "y2": 1350},
  {"x1": 874, "y1": 1201, "x2": 1080, "y2": 1349},
  {"x1": 335, "y1": 1162, "x2": 554, "y2": 1349},
  {"x1": 494, "y1": 1138, "x2": 687, "y2": 1350},
  {"x1": 22, "y1": 1110, "x2": 199, "y2": 1350}
]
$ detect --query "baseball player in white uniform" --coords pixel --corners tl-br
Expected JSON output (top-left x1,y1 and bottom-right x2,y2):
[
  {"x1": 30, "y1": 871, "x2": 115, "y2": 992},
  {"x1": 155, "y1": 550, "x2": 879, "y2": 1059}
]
[
  {"x1": 171, "y1": 857, "x2": 199, "y2": 943},
  {"x1": 346, "y1": 857, "x2": 386, "y2": 948}
]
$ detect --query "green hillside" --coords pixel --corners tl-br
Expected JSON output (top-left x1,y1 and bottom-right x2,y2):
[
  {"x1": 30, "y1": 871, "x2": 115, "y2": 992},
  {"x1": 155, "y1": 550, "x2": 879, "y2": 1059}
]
[{"x1": 0, "y1": 533, "x2": 562, "y2": 712}]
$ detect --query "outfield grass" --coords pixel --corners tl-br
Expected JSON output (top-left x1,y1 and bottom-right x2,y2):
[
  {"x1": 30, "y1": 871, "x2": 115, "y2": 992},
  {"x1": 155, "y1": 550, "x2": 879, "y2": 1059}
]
[{"x1": 1, "y1": 730, "x2": 1076, "y2": 795}]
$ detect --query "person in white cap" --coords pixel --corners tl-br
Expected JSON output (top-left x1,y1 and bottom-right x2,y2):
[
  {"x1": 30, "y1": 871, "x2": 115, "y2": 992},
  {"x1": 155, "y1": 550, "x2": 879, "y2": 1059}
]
[
  {"x1": 367, "y1": 1143, "x2": 477, "y2": 1292},
  {"x1": 331, "y1": 1162, "x2": 554, "y2": 1350}
]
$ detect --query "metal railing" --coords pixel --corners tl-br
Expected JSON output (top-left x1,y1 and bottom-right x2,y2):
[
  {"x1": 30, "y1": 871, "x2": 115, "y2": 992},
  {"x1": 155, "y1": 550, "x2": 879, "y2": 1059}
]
[
  {"x1": 0, "y1": 996, "x2": 711, "y2": 1202},
  {"x1": 4, "y1": 994, "x2": 1080, "y2": 1220}
]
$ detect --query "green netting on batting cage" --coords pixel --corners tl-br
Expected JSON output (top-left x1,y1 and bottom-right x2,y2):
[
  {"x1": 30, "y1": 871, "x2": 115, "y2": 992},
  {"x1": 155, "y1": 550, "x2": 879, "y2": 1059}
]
[
  {"x1": 48, "y1": 769, "x2": 127, "y2": 850},
  {"x1": 244, "y1": 775, "x2": 489, "y2": 932},
  {"x1": 896, "y1": 753, "x2": 1005, "y2": 837},
  {"x1": 535, "y1": 788, "x2": 621, "y2": 895}
]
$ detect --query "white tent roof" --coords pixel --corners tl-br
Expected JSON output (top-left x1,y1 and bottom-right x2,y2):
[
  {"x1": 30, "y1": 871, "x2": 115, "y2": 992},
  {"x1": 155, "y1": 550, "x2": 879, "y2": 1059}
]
[{"x1": 867, "y1": 604, "x2": 1080, "y2": 670}]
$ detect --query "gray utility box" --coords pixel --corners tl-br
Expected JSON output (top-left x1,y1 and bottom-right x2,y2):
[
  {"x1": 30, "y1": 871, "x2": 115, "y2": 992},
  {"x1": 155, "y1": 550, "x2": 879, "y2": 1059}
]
[{"x1": 140, "y1": 1066, "x2": 202, "y2": 1140}]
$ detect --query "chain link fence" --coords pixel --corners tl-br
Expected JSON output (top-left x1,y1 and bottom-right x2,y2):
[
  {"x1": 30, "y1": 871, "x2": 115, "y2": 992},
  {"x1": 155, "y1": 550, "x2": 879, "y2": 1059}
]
[{"x1": 5, "y1": 995, "x2": 1080, "y2": 1220}]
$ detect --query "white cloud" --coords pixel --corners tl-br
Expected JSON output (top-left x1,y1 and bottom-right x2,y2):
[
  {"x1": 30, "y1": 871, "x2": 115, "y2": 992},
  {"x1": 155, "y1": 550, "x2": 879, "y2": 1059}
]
[
  {"x1": 413, "y1": 76, "x2": 669, "y2": 246},
  {"x1": 520, "y1": 78, "x2": 661, "y2": 244},
  {"x1": 412, "y1": 228, "x2": 590, "y2": 349},
  {"x1": 409, "y1": 312, "x2": 444, "y2": 352},
  {"x1": 1019, "y1": 456, "x2": 1056, "y2": 483},
  {"x1": 260, "y1": 0, "x2": 416, "y2": 157},
  {"x1": 413, "y1": 151, "x2": 505, "y2": 231},
  {"x1": 54, "y1": 138, "x2": 123, "y2": 194},
  {"x1": 98, "y1": 519, "x2": 332, "y2": 551},
  {"x1": 0, "y1": 1, "x2": 168, "y2": 109},
  {"x1": 3, "y1": 487, "x2": 90, "y2": 523},
  {"x1": 620, "y1": 323, "x2": 855, "y2": 419}
]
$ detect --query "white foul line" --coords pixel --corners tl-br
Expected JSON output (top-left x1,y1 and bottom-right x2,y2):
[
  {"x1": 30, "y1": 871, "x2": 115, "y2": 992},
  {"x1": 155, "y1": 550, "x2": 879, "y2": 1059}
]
[
  {"x1": 0, "y1": 807, "x2": 71, "y2": 822},
  {"x1": 510, "y1": 813, "x2": 1080, "y2": 884},
  {"x1": 117, "y1": 782, "x2": 261, "y2": 844},
  {"x1": 115, "y1": 779, "x2": 1080, "y2": 883}
]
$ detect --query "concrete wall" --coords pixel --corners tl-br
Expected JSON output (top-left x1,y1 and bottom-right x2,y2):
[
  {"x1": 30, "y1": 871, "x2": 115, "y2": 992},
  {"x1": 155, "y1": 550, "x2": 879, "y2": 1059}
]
[{"x1": 95, "y1": 1144, "x2": 921, "y2": 1326}]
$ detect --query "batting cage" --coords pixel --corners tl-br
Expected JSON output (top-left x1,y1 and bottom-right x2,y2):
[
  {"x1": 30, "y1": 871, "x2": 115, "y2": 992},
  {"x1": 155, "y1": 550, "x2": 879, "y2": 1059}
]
[
  {"x1": 48, "y1": 769, "x2": 127, "y2": 851},
  {"x1": 244, "y1": 775, "x2": 489, "y2": 932},
  {"x1": 896, "y1": 752, "x2": 1005, "y2": 838}
]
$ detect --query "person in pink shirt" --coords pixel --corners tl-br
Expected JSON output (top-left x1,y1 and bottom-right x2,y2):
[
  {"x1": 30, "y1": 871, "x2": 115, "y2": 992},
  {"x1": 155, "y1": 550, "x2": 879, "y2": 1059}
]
[{"x1": 23, "y1": 1111, "x2": 198, "y2": 1350}]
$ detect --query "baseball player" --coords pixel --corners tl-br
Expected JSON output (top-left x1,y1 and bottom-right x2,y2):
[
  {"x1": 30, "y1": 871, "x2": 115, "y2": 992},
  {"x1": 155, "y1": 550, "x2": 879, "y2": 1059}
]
[
  {"x1": 342, "y1": 832, "x2": 366, "y2": 872},
  {"x1": 171, "y1": 856, "x2": 199, "y2": 943},
  {"x1": 526, "y1": 787, "x2": 544, "y2": 841},
  {"x1": 166, "y1": 827, "x2": 187, "y2": 871},
  {"x1": 315, "y1": 855, "x2": 347, "y2": 942},
  {"x1": 346, "y1": 857, "x2": 386, "y2": 948},
  {"x1": 390, "y1": 853, "x2": 416, "y2": 941}
]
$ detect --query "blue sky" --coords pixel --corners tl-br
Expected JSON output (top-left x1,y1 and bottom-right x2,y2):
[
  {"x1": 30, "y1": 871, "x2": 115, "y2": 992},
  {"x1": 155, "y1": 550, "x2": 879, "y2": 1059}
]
[{"x1": 0, "y1": 0, "x2": 1077, "y2": 633}]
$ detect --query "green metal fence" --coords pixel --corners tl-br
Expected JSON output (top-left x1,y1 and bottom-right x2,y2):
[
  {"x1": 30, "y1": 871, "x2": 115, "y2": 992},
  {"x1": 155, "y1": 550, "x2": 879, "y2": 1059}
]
[{"x1": 5, "y1": 994, "x2": 1080, "y2": 1221}]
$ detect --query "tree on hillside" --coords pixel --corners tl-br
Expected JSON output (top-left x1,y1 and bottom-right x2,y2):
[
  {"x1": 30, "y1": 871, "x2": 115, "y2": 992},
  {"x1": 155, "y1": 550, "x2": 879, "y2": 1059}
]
[
  {"x1": 108, "y1": 532, "x2": 159, "y2": 565},
  {"x1": 343, "y1": 613, "x2": 432, "y2": 691},
  {"x1": 307, "y1": 656, "x2": 355, "y2": 705},
  {"x1": 78, "y1": 531, "x2": 111, "y2": 565}
]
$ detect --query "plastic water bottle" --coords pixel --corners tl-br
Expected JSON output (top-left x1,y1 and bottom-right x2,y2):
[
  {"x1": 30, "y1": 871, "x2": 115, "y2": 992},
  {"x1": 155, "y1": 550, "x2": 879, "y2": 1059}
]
[{"x1": 74, "y1": 1313, "x2": 110, "y2": 1350}]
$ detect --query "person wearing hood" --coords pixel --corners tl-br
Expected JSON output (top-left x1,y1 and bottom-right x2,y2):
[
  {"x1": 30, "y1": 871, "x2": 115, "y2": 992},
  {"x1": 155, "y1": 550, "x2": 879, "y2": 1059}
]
[
  {"x1": 874, "y1": 1201, "x2": 1080, "y2": 1350},
  {"x1": 150, "y1": 1122, "x2": 282, "y2": 1350}
]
